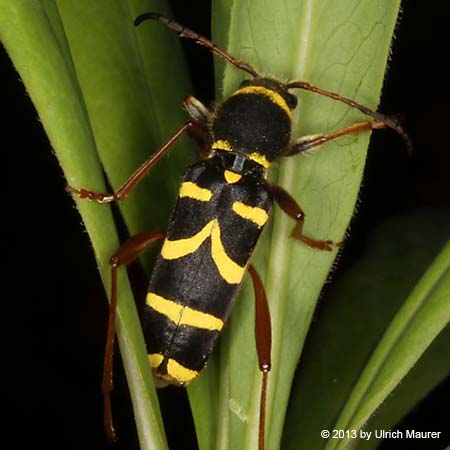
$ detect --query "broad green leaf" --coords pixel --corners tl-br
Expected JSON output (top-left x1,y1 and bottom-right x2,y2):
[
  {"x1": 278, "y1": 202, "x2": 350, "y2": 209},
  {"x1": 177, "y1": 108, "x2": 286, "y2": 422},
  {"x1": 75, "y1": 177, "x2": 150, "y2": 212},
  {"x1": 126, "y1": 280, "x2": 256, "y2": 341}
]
[
  {"x1": 2, "y1": 1, "x2": 406, "y2": 450},
  {"x1": 0, "y1": 1, "x2": 192, "y2": 449},
  {"x1": 282, "y1": 210, "x2": 450, "y2": 450},
  {"x1": 55, "y1": 0, "x2": 191, "y2": 235},
  {"x1": 326, "y1": 233, "x2": 450, "y2": 450},
  {"x1": 209, "y1": 1, "x2": 402, "y2": 450},
  {"x1": 188, "y1": 359, "x2": 221, "y2": 450}
]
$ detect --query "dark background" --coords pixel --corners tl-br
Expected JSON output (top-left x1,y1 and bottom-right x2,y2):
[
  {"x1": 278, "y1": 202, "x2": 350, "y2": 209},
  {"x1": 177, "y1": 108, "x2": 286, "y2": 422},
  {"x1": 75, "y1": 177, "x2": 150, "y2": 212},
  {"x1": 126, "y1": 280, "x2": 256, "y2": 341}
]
[{"x1": 2, "y1": 1, "x2": 449, "y2": 449}]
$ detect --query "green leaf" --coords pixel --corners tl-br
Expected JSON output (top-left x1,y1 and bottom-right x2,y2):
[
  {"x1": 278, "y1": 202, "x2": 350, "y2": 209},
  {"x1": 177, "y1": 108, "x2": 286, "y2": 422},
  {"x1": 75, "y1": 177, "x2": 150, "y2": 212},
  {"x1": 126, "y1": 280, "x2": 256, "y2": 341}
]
[
  {"x1": 55, "y1": 0, "x2": 192, "y2": 235},
  {"x1": 2, "y1": 1, "x2": 406, "y2": 449},
  {"x1": 0, "y1": 1, "x2": 192, "y2": 449},
  {"x1": 326, "y1": 230, "x2": 450, "y2": 450},
  {"x1": 209, "y1": 1, "x2": 402, "y2": 450},
  {"x1": 283, "y1": 210, "x2": 450, "y2": 450}
]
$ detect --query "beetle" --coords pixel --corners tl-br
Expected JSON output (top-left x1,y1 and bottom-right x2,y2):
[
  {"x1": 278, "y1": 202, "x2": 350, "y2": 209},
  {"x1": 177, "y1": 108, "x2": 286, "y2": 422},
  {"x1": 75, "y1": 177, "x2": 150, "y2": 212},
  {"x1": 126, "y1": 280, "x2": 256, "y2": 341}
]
[{"x1": 67, "y1": 12, "x2": 411, "y2": 450}]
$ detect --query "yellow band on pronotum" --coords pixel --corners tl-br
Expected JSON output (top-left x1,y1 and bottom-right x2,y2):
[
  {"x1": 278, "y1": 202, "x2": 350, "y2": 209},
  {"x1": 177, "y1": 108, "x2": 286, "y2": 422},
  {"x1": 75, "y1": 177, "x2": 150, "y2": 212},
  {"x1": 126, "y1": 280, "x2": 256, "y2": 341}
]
[
  {"x1": 232, "y1": 85, "x2": 292, "y2": 118},
  {"x1": 211, "y1": 140, "x2": 270, "y2": 168},
  {"x1": 211, "y1": 139, "x2": 233, "y2": 152},
  {"x1": 248, "y1": 152, "x2": 270, "y2": 168}
]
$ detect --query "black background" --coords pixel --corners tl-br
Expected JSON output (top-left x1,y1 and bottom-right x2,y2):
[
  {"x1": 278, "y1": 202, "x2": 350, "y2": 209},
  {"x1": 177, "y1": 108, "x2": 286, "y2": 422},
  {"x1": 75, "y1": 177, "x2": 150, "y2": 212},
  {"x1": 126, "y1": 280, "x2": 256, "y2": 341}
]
[{"x1": 2, "y1": 1, "x2": 449, "y2": 449}]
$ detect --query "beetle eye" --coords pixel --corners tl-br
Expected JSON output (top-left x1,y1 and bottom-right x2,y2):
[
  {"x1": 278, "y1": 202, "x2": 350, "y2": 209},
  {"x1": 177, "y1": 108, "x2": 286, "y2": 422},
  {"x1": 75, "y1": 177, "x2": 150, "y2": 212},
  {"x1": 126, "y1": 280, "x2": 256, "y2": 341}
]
[
  {"x1": 286, "y1": 93, "x2": 298, "y2": 109},
  {"x1": 239, "y1": 79, "x2": 252, "y2": 88}
]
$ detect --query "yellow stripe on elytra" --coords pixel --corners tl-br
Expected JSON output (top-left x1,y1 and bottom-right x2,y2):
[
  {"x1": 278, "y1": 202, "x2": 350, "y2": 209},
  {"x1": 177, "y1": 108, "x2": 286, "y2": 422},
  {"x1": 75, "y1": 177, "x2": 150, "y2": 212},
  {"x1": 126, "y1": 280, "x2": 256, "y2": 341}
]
[
  {"x1": 146, "y1": 292, "x2": 224, "y2": 331},
  {"x1": 161, "y1": 219, "x2": 245, "y2": 284},
  {"x1": 224, "y1": 170, "x2": 242, "y2": 184},
  {"x1": 166, "y1": 359, "x2": 199, "y2": 385},
  {"x1": 179, "y1": 181, "x2": 212, "y2": 202},
  {"x1": 149, "y1": 354, "x2": 199, "y2": 385},
  {"x1": 146, "y1": 292, "x2": 182, "y2": 326},
  {"x1": 210, "y1": 222, "x2": 246, "y2": 284},
  {"x1": 182, "y1": 306, "x2": 224, "y2": 331},
  {"x1": 161, "y1": 220, "x2": 212, "y2": 259},
  {"x1": 232, "y1": 85, "x2": 292, "y2": 119},
  {"x1": 232, "y1": 201, "x2": 269, "y2": 227}
]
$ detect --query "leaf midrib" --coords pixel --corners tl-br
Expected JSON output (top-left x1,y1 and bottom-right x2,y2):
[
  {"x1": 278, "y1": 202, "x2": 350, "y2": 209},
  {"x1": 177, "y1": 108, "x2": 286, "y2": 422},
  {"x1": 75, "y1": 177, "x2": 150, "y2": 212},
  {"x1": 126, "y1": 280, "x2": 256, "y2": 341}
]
[{"x1": 242, "y1": 1, "x2": 318, "y2": 449}]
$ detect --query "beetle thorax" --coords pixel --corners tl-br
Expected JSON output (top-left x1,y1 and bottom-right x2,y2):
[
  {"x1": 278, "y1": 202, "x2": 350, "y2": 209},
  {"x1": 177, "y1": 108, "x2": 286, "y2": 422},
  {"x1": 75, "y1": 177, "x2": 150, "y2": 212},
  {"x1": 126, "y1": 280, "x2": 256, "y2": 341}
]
[{"x1": 212, "y1": 78, "x2": 296, "y2": 168}]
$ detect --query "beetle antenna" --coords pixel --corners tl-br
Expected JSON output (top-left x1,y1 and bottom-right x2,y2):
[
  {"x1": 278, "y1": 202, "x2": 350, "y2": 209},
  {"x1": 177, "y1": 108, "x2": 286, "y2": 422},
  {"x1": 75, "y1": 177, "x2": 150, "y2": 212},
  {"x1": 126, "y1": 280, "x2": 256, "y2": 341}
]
[
  {"x1": 287, "y1": 80, "x2": 413, "y2": 153},
  {"x1": 134, "y1": 12, "x2": 260, "y2": 78}
]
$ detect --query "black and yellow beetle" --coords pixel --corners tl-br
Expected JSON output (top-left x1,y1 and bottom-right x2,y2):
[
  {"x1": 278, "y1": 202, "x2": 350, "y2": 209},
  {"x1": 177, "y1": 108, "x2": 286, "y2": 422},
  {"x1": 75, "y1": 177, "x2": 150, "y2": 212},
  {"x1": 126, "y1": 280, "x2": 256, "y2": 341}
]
[{"x1": 67, "y1": 12, "x2": 411, "y2": 450}]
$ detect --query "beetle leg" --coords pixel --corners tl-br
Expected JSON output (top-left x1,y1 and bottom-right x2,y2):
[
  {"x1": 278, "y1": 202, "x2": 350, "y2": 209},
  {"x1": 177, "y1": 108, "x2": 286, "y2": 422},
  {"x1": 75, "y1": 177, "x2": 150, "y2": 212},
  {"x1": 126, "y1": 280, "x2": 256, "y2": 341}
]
[
  {"x1": 287, "y1": 80, "x2": 412, "y2": 152},
  {"x1": 104, "y1": 231, "x2": 166, "y2": 442},
  {"x1": 184, "y1": 95, "x2": 213, "y2": 125},
  {"x1": 248, "y1": 264, "x2": 271, "y2": 450},
  {"x1": 270, "y1": 184, "x2": 341, "y2": 251},
  {"x1": 287, "y1": 120, "x2": 386, "y2": 156},
  {"x1": 66, "y1": 121, "x2": 194, "y2": 203}
]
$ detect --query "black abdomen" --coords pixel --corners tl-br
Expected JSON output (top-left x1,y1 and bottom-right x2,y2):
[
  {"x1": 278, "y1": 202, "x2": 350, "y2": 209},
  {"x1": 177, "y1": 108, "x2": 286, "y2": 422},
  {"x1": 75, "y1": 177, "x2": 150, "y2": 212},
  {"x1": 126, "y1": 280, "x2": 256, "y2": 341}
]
[{"x1": 142, "y1": 158, "x2": 272, "y2": 385}]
